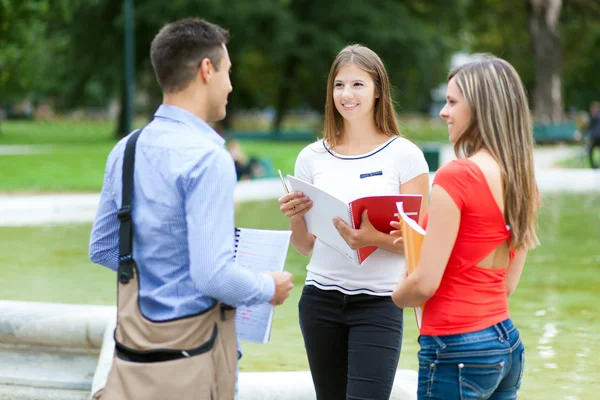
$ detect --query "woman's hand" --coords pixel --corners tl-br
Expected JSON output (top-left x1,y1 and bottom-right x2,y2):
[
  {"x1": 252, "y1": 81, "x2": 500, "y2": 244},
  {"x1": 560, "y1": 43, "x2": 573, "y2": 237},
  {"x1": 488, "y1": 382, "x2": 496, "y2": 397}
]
[
  {"x1": 278, "y1": 191, "x2": 313, "y2": 222},
  {"x1": 333, "y1": 209, "x2": 380, "y2": 250},
  {"x1": 389, "y1": 220, "x2": 404, "y2": 246}
]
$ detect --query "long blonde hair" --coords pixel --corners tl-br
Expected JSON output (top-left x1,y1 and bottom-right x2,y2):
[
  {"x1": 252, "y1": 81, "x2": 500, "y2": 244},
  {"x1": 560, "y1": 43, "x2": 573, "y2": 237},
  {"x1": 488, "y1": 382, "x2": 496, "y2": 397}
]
[
  {"x1": 323, "y1": 44, "x2": 400, "y2": 148},
  {"x1": 449, "y1": 55, "x2": 540, "y2": 250}
]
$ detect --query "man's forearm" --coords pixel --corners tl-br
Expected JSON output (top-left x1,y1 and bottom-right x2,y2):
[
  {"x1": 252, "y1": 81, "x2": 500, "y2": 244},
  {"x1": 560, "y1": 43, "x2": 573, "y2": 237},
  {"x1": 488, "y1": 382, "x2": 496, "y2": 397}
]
[{"x1": 192, "y1": 259, "x2": 275, "y2": 307}]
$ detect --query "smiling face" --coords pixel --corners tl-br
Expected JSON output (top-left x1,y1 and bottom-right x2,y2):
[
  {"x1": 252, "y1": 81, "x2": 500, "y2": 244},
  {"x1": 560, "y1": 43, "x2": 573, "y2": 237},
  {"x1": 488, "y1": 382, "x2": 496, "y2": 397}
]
[
  {"x1": 439, "y1": 77, "x2": 471, "y2": 143},
  {"x1": 333, "y1": 63, "x2": 378, "y2": 123}
]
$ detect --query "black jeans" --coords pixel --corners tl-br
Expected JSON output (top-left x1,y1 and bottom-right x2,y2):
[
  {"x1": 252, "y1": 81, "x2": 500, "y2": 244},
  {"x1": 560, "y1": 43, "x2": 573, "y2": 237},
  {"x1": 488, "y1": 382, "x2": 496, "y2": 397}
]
[{"x1": 298, "y1": 285, "x2": 404, "y2": 400}]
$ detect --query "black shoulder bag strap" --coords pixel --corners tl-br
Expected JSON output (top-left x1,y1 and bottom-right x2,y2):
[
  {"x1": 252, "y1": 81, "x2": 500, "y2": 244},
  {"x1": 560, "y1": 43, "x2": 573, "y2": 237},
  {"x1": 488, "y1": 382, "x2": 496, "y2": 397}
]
[{"x1": 117, "y1": 128, "x2": 144, "y2": 284}]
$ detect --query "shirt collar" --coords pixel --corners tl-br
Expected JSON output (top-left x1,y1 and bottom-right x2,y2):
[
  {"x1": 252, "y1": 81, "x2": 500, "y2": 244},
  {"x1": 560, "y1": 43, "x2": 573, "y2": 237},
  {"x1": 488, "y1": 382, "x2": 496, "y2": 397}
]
[{"x1": 154, "y1": 104, "x2": 225, "y2": 146}]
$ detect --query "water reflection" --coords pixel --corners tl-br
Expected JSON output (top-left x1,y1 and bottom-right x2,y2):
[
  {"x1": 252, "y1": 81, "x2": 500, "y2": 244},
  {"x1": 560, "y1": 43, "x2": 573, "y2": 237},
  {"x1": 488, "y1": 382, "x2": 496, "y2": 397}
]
[{"x1": 537, "y1": 321, "x2": 557, "y2": 369}]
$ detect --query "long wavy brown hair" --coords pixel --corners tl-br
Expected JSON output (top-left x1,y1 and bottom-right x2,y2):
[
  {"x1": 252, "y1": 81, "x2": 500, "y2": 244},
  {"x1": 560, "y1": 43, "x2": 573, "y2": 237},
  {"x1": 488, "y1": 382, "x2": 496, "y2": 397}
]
[
  {"x1": 323, "y1": 44, "x2": 401, "y2": 149},
  {"x1": 449, "y1": 55, "x2": 540, "y2": 250}
]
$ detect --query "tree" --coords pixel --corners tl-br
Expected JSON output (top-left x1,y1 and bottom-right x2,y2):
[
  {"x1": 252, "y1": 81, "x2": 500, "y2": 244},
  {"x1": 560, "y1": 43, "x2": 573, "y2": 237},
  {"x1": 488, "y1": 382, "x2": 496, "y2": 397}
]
[
  {"x1": 561, "y1": 0, "x2": 600, "y2": 111},
  {"x1": 263, "y1": 0, "x2": 468, "y2": 132},
  {"x1": 528, "y1": 0, "x2": 563, "y2": 122},
  {"x1": 2, "y1": 0, "x2": 470, "y2": 138},
  {"x1": 0, "y1": 1, "x2": 73, "y2": 102},
  {"x1": 466, "y1": 0, "x2": 600, "y2": 121}
]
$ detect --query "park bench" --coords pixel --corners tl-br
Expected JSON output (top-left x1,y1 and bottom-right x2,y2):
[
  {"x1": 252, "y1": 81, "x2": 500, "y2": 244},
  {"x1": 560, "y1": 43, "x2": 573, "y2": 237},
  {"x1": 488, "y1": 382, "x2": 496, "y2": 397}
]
[{"x1": 533, "y1": 121, "x2": 579, "y2": 144}]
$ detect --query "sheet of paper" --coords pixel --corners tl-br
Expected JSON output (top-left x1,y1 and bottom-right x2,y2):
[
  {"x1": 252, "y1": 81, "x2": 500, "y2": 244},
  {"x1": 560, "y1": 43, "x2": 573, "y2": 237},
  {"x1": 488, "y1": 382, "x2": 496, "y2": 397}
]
[
  {"x1": 286, "y1": 175, "x2": 357, "y2": 264},
  {"x1": 234, "y1": 228, "x2": 292, "y2": 344}
]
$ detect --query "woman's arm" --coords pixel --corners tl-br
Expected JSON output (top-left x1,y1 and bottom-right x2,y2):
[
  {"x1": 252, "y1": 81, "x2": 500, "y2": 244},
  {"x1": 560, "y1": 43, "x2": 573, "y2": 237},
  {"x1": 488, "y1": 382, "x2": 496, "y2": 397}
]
[
  {"x1": 391, "y1": 184, "x2": 460, "y2": 308},
  {"x1": 505, "y1": 249, "x2": 528, "y2": 297},
  {"x1": 278, "y1": 191, "x2": 315, "y2": 256}
]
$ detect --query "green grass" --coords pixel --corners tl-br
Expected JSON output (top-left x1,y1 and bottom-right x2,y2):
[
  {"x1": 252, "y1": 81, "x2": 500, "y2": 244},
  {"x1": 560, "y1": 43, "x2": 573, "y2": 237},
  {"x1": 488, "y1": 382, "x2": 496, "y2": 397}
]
[
  {"x1": 556, "y1": 153, "x2": 598, "y2": 169},
  {"x1": 0, "y1": 120, "x2": 116, "y2": 145},
  {"x1": 0, "y1": 194, "x2": 599, "y2": 399},
  {"x1": 398, "y1": 116, "x2": 449, "y2": 144},
  {"x1": 0, "y1": 144, "x2": 115, "y2": 192},
  {"x1": 235, "y1": 141, "x2": 310, "y2": 176},
  {"x1": 0, "y1": 120, "x2": 121, "y2": 192},
  {"x1": 0, "y1": 119, "x2": 447, "y2": 193}
]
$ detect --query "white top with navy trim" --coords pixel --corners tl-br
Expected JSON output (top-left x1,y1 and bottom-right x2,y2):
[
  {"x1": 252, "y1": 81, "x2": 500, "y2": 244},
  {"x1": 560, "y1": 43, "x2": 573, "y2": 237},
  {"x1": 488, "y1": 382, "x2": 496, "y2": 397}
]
[{"x1": 294, "y1": 136, "x2": 429, "y2": 296}]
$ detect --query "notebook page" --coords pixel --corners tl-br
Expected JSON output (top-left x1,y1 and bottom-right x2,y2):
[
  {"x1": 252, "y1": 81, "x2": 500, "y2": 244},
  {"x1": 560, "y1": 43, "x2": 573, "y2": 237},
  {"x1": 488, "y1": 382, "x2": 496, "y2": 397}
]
[
  {"x1": 234, "y1": 228, "x2": 292, "y2": 344},
  {"x1": 286, "y1": 175, "x2": 357, "y2": 264}
]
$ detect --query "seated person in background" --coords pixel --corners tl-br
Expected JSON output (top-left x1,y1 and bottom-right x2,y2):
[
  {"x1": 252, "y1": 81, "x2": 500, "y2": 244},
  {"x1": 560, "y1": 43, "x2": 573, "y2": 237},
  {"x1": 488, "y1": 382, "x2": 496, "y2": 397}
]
[{"x1": 227, "y1": 139, "x2": 266, "y2": 180}]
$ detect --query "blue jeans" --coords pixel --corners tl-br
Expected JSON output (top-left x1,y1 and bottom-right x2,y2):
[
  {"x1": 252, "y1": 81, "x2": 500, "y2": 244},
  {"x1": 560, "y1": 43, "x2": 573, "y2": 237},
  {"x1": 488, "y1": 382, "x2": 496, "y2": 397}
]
[{"x1": 417, "y1": 319, "x2": 525, "y2": 400}]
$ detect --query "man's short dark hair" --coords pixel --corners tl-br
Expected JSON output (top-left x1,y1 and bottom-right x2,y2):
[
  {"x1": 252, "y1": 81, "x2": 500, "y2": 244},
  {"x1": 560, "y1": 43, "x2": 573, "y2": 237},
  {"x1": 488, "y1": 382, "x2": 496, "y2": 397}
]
[{"x1": 150, "y1": 18, "x2": 229, "y2": 93}]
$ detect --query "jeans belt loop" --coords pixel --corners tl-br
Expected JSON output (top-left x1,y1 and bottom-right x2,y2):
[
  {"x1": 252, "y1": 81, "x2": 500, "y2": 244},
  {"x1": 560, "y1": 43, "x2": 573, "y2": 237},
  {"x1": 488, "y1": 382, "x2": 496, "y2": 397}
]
[
  {"x1": 433, "y1": 336, "x2": 446, "y2": 350},
  {"x1": 493, "y1": 324, "x2": 505, "y2": 342},
  {"x1": 499, "y1": 320, "x2": 510, "y2": 341}
]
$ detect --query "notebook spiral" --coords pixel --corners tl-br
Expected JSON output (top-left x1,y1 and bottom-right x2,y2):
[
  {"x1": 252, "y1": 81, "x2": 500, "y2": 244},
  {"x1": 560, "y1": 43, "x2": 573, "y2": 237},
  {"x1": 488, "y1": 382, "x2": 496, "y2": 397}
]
[{"x1": 233, "y1": 227, "x2": 241, "y2": 261}]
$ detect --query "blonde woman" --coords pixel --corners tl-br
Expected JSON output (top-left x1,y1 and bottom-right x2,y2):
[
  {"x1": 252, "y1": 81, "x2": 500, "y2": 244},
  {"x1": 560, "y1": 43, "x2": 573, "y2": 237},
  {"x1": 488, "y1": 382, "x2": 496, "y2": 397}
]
[
  {"x1": 278, "y1": 44, "x2": 429, "y2": 399},
  {"x1": 391, "y1": 56, "x2": 540, "y2": 399}
]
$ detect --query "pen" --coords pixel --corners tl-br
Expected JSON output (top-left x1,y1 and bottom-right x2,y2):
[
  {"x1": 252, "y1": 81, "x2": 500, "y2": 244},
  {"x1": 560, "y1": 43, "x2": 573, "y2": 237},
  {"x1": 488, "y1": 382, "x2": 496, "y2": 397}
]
[{"x1": 278, "y1": 169, "x2": 295, "y2": 210}]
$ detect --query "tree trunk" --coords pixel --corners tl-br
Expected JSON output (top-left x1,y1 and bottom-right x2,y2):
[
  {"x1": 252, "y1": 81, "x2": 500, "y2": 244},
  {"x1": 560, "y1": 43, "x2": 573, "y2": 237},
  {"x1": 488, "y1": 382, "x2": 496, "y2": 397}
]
[
  {"x1": 271, "y1": 56, "x2": 300, "y2": 135},
  {"x1": 529, "y1": 0, "x2": 564, "y2": 122},
  {"x1": 116, "y1": 86, "x2": 127, "y2": 138}
]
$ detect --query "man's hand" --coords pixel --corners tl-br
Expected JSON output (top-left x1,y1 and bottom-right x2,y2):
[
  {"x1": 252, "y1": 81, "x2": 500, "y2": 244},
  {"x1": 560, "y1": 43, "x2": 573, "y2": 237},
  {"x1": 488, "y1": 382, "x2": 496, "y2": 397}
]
[{"x1": 266, "y1": 271, "x2": 294, "y2": 306}]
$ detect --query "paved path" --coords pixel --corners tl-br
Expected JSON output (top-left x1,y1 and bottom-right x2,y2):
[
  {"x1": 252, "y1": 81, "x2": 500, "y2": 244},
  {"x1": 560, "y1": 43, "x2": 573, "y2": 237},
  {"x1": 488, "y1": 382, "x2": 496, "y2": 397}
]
[
  {"x1": 440, "y1": 144, "x2": 582, "y2": 168},
  {"x1": 0, "y1": 145, "x2": 55, "y2": 155},
  {"x1": 1, "y1": 170, "x2": 599, "y2": 227},
  {"x1": 0, "y1": 146, "x2": 598, "y2": 227},
  {"x1": 0, "y1": 179, "x2": 285, "y2": 226}
]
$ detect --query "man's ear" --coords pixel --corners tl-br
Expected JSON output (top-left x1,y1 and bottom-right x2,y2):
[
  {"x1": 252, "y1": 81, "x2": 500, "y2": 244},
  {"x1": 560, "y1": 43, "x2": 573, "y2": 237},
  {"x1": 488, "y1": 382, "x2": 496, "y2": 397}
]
[{"x1": 198, "y1": 58, "x2": 213, "y2": 84}]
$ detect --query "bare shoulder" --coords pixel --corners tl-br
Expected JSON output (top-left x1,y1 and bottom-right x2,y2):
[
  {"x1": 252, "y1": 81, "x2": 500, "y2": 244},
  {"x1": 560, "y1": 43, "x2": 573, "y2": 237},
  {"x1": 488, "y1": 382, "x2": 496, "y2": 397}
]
[
  {"x1": 468, "y1": 151, "x2": 504, "y2": 207},
  {"x1": 469, "y1": 152, "x2": 500, "y2": 175}
]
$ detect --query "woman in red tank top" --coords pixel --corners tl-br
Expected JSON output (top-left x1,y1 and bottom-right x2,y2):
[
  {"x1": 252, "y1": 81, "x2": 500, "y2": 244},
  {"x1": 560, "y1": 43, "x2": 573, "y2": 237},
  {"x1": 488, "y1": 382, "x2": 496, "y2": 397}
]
[{"x1": 390, "y1": 56, "x2": 541, "y2": 399}]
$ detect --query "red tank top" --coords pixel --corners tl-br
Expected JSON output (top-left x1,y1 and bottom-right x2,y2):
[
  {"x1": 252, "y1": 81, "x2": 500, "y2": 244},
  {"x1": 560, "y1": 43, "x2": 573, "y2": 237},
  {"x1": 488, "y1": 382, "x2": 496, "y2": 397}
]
[{"x1": 420, "y1": 158, "x2": 513, "y2": 336}]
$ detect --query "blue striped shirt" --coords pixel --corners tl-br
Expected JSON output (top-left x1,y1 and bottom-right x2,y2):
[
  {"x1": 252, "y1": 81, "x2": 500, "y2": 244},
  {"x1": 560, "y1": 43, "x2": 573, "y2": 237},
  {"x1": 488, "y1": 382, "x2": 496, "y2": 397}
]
[{"x1": 89, "y1": 105, "x2": 275, "y2": 321}]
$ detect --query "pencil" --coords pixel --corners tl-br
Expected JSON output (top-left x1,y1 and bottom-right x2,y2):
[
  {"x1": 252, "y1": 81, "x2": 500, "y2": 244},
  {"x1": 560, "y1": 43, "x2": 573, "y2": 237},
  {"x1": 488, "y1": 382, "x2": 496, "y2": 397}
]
[
  {"x1": 277, "y1": 169, "x2": 289, "y2": 194},
  {"x1": 278, "y1": 169, "x2": 295, "y2": 210}
]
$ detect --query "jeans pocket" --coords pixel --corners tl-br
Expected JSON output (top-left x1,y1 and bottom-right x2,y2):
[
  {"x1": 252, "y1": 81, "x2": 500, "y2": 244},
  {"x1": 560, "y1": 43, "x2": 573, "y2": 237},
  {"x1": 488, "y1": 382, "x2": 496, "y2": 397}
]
[
  {"x1": 516, "y1": 350, "x2": 525, "y2": 389},
  {"x1": 301, "y1": 284, "x2": 315, "y2": 295},
  {"x1": 458, "y1": 361, "x2": 504, "y2": 399},
  {"x1": 418, "y1": 360, "x2": 436, "y2": 397}
]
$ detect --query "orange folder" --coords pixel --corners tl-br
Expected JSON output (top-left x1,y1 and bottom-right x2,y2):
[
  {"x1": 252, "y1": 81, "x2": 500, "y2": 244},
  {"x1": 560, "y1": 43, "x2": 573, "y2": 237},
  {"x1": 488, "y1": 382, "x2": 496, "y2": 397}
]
[{"x1": 396, "y1": 202, "x2": 426, "y2": 329}]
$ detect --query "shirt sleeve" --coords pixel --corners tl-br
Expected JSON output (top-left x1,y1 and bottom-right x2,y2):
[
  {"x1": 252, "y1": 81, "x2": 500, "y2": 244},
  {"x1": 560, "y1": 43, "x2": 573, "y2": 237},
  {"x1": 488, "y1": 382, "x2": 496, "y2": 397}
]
[
  {"x1": 185, "y1": 148, "x2": 275, "y2": 307},
  {"x1": 398, "y1": 140, "x2": 430, "y2": 184},
  {"x1": 432, "y1": 160, "x2": 469, "y2": 211},
  {"x1": 294, "y1": 144, "x2": 314, "y2": 183},
  {"x1": 89, "y1": 153, "x2": 120, "y2": 271}
]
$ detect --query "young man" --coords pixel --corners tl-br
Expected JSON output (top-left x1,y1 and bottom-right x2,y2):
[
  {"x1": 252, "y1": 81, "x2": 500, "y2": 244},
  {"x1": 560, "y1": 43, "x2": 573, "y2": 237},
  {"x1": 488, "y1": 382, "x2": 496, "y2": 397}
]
[{"x1": 89, "y1": 18, "x2": 293, "y2": 400}]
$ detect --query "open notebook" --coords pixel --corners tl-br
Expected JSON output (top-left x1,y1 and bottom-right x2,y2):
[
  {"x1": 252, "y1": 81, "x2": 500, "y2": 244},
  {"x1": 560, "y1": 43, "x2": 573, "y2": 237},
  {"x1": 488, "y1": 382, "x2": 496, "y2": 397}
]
[
  {"x1": 396, "y1": 202, "x2": 426, "y2": 329},
  {"x1": 234, "y1": 227, "x2": 292, "y2": 344},
  {"x1": 287, "y1": 175, "x2": 421, "y2": 265}
]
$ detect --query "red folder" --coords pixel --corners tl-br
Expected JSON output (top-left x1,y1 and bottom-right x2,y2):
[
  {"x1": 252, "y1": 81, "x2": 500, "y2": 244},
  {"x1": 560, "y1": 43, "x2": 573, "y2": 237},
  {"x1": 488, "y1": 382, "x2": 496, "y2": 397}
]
[{"x1": 349, "y1": 195, "x2": 422, "y2": 264}]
